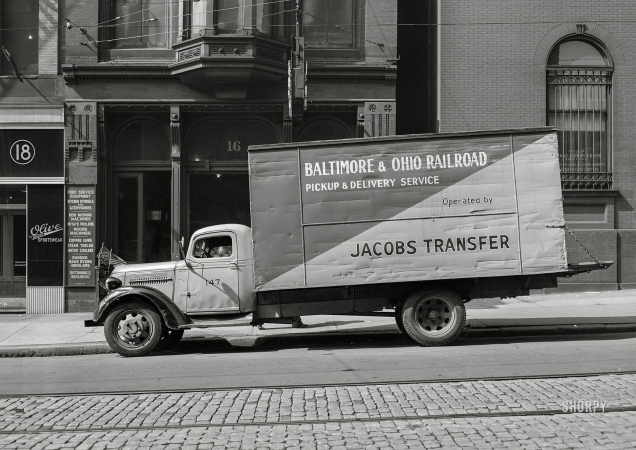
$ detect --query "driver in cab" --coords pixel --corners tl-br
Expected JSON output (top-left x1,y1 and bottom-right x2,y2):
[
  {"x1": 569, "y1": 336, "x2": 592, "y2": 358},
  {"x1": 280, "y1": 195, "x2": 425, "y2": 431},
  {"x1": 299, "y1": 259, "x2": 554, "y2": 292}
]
[{"x1": 193, "y1": 240, "x2": 232, "y2": 258}]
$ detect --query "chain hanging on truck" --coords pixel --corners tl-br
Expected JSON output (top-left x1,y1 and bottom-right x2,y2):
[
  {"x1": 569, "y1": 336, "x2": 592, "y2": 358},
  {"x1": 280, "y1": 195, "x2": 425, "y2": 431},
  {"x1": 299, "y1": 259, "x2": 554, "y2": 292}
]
[{"x1": 561, "y1": 224, "x2": 602, "y2": 265}]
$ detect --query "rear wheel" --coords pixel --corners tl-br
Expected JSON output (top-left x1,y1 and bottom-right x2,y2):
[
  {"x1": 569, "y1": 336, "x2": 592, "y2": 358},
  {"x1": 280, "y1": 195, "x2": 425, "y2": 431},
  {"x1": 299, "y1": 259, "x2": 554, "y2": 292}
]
[
  {"x1": 401, "y1": 289, "x2": 465, "y2": 346},
  {"x1": 157, "y1": 328, "x2": 184, "y2": 350},
  {"x1": 104, "y1": 301, "x2": 163, "y2": 357}
]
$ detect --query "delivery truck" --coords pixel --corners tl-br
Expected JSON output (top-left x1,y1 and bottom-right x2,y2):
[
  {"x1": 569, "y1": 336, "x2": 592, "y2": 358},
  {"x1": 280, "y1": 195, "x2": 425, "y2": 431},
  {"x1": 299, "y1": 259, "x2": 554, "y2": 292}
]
[{"x1": 86, "y1": 127, "x2": 610, "y2": 356}]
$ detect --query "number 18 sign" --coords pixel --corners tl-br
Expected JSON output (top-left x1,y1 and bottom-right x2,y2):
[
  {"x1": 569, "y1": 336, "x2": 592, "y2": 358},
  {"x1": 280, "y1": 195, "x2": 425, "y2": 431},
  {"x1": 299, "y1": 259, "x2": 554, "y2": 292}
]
[{"x1": 10, "y1": 140, "x2": 35, "y2": 165}]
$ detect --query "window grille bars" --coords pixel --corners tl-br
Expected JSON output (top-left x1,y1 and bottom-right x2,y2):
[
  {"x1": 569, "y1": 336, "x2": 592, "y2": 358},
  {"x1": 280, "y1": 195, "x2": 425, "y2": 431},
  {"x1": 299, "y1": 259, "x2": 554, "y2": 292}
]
[{"x1": 548, "y1": 69, "x2": 612, "y2": 190}]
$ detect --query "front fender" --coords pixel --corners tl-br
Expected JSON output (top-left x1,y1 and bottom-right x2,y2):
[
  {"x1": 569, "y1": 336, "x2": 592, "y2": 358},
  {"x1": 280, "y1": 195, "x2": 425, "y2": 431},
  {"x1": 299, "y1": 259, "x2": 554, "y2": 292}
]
[{"x1": 91, "y1": 287, "x2": 189, "y2": 330}]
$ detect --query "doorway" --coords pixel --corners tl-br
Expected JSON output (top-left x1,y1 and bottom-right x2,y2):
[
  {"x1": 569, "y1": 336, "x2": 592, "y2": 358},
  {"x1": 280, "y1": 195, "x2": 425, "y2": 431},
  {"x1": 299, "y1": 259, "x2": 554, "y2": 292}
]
[
  {"x1": 0, "y1": 207, "x2": 26, "y2": 312},
  {"x1": 114, "y1": 172, "x2": 171, "y2": 264}
]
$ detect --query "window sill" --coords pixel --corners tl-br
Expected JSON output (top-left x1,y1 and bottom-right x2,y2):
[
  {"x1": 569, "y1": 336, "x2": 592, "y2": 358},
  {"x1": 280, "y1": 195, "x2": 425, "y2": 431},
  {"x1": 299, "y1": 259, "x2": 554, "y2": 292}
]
[
  {"x1": 102, "y1": 48, "x2": 175, "y2": 61},
  {"x1": 306, "y1": 49, "x2": 363, "y2": 61}
]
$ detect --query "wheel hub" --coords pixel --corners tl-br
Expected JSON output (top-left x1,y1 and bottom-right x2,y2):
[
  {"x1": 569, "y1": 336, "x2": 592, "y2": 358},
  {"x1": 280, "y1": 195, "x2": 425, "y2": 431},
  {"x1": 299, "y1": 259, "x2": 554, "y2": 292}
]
[
  {"x1": 415, "y1": 298, "x2": 455, "y2": 333},
  {"x1": 117, "y1": 313, "x2": 150, "y2": 345}
]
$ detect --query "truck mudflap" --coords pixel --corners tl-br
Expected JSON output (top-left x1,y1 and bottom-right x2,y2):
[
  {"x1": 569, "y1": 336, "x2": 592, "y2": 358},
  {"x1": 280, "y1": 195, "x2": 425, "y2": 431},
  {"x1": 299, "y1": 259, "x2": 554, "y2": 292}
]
[
  {"x1": 86, "y1": 286, "x2": 190, "y2": 330},
  {"x1": 560, "y1": 261, "x2": 614, "y2": 276}
]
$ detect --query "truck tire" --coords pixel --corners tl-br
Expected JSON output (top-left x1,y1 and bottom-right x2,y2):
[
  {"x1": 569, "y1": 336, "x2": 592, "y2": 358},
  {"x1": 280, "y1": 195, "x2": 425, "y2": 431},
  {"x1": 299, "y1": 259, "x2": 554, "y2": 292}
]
[
  {"x1": 401, "y1": 289, "x2": 465, "y2": 346},
  {"x1": 104, "y1": 301, "x2": 163, "y2": 357},
  {"x1": 157, "y1": 328, "x2": 184, "y2": 350}
]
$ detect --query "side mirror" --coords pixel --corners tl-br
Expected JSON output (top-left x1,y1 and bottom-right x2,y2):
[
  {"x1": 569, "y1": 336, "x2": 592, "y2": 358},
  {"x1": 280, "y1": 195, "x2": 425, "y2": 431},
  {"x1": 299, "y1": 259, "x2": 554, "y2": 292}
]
[{"x1": 178, "y1": 237, "x2": 192, "y2": 269}]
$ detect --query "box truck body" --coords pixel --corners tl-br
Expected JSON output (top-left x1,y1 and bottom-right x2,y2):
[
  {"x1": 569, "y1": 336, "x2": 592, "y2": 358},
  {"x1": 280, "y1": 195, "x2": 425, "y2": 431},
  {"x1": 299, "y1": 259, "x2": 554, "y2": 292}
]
[{"x1": 249, "y1": 128, "x2": 567, "y2": 291}]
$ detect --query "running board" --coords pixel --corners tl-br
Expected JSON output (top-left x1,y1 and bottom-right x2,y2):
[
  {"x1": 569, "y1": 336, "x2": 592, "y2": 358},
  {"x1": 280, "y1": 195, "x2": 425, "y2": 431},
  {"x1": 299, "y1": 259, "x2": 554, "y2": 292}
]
[{"x1": 180, "y1": 312, "x2": 251, "y2": 329}]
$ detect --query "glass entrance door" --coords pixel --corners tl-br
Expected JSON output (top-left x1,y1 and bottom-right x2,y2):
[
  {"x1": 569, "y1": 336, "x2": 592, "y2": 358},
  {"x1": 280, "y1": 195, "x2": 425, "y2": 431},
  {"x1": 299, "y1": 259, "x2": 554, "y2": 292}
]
[
  {"x1": 0, "y1": 209, "x2": 26, "y2": 312},
  {"x1": 114, "y1": 172, "x2": 171, "y2": 263}
]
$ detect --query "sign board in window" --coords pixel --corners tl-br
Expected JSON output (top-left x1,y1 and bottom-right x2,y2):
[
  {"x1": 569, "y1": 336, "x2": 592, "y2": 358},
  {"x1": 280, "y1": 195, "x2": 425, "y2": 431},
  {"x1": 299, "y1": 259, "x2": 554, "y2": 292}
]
[
  {"x1": 0, "y1": 129, "x2": 64, "y2": 178},
  {"x1": 66, "y1": 186, "x2": 96, "y2": 287},
  {"x1": 27, "y1": 186, "x2": 64, "y2": 286}
]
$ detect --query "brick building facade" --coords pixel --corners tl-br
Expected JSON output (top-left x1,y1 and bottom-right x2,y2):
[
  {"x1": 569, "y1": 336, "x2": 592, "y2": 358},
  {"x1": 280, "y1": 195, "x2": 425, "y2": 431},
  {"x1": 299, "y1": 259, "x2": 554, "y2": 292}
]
[{"x1": 428, "y1": 1, "x2": 634, "y2": 291}]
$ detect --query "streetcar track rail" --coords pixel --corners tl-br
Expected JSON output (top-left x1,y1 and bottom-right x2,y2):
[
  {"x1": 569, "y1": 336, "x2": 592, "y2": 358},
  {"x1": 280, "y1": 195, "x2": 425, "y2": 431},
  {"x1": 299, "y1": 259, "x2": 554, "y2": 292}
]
[
  {"x1": 1, "y1": 406, "x2": 635, "y2": 435},
  {"x1": 0, "y1": 369, "x2": 634, "y2": 399}
]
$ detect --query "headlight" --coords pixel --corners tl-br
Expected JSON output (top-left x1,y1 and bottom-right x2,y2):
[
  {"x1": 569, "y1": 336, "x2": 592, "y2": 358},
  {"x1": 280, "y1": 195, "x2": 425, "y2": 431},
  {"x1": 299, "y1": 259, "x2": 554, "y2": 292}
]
[{"x1": 106, "y1": 277, "x2": 122, "y2": 290}]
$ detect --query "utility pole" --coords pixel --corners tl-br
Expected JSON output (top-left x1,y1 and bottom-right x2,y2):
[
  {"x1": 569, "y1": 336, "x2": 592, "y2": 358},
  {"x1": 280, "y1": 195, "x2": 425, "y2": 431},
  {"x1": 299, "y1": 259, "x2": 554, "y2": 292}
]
[{"x1": 289, "y1": 0, "x2": 306, "y2": 122}]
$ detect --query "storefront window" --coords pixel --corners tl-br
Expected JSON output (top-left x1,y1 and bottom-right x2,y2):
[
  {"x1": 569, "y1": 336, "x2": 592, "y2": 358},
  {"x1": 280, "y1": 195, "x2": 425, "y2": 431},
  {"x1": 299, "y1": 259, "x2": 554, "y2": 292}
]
[
  {"x1": 12, "y1": 215, "x2": 26, "y2": 276},
  {"x1": 1, "y1": 1, "x2": 39, "y2": 75},
  {"x1": 0, "y1": 187, "x2": 26, "y2": 204}
]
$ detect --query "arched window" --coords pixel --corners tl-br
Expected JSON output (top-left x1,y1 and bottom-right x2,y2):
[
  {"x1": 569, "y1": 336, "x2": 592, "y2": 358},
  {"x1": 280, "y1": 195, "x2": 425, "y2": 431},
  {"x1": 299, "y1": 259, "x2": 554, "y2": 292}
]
[
  {"x1": 113, "y1": 119, "x2": 170, "y2": 161},
  {"x1": 547, "y1": 37, "x2": 612, "y2": 189},
  {"x1": 296, "y1": 118, "x2": 352, "y2": 142}
]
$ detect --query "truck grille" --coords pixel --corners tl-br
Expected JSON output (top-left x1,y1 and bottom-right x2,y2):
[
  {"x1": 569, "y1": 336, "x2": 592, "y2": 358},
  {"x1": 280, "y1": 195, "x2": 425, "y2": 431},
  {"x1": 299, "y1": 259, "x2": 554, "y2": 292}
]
[{"x1": 128, "y1": 276, "x2": 172, "y2": 286}]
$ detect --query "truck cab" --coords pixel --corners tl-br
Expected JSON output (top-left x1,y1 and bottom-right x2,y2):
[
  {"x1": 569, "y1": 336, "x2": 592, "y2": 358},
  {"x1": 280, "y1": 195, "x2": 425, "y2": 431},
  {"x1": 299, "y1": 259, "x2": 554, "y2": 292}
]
[{"x1": 88, "y1": 224, "x2": 255, "y2": 357}]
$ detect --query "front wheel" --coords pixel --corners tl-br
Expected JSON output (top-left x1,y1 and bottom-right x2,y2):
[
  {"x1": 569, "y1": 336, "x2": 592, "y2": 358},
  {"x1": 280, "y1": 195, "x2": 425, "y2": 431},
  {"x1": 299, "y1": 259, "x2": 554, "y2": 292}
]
[
  {"x1": 401, "y1": 289, "x2": 465, "y2": 347},
  {"x1": 104, "y1": 301, "x2": 163, "y2": 357}
]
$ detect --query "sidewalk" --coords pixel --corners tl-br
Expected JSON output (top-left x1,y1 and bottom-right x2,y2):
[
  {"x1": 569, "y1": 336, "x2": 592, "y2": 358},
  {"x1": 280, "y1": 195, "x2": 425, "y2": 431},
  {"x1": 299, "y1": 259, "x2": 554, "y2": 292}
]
[{"x1": 0, "y1": 290, "x2": 634, "y2": 357}]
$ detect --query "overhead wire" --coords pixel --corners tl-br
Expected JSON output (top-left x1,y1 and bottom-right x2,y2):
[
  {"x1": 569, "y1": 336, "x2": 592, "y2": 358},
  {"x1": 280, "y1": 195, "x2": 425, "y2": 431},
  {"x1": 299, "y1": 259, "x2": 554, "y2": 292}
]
[
  {"x1": 90, "y1": 9, "x2": 295, "y2": 45},
  {"x1": 98, "y1": 0, "x2": 289, "y2": 27},
  {"x1": 365, "y1": 0, "x2": 395, "y2": 60},
  {"x1": 9, "y1": 1, "x2": 636, "y2": 49}
]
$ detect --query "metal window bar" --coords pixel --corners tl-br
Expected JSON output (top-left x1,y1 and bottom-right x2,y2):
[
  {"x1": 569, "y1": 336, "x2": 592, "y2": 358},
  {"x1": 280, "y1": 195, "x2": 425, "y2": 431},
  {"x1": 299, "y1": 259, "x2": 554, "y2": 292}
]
[{"x1": 548, "y1": 69, "x2": 612, "y2": 190}]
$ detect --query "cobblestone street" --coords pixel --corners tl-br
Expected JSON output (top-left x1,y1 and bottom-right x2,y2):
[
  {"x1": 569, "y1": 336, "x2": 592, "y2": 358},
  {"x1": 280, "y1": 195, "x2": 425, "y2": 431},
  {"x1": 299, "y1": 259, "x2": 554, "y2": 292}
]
[{"x1": 1, "y1": 374, "x2": 635, "y2": 449}]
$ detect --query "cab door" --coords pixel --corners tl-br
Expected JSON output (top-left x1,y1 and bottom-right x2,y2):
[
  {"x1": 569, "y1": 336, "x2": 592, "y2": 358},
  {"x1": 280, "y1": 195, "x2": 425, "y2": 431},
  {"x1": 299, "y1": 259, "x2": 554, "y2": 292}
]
[{"x1": 186, "y1": 232, "x2": 240, "y2": 312}]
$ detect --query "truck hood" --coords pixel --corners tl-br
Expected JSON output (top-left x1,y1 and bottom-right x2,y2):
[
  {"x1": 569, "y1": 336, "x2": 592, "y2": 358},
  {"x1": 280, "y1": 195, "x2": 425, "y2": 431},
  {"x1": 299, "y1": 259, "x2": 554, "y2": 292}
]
[{"x1": 111, "y1": 261, "x2": 178, "y2": 275}]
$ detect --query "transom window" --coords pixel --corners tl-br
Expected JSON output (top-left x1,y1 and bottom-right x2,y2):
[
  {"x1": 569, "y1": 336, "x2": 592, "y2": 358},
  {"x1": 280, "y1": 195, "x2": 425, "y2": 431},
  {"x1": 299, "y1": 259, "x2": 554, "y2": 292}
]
[
  {"x1": 113, "y1": 119, "x2": 170, "y2": 161},
  {"x1": 547, "y1": 37, "x2": 612, "y2": 190}
]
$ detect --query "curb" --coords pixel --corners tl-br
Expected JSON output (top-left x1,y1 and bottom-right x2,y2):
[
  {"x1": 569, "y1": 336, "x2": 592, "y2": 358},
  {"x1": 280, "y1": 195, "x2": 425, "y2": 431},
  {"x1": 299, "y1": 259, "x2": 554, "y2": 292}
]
[
  {"x1": 1, "y1": 324, "x2": 634, "y2": 357},
  {"x1": 465, "y1": 323, "x2": 636, "y2": 339}
]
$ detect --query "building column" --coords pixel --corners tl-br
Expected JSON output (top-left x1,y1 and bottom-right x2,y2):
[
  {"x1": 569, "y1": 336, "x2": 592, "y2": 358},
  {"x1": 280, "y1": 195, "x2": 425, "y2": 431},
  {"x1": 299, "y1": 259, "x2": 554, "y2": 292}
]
[
  {"x1": 64, "y1": 102, "x2": 99, "y2": 313},
  {"x1": 170, "y1": 105, "x2": 184, "y2": 261}
]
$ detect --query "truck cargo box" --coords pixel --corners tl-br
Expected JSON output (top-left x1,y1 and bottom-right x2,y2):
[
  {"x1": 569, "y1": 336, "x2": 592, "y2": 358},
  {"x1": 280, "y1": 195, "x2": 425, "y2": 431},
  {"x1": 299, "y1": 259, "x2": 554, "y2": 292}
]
[{"x1": 248, "y1": 127, "x2": 567, "y2": 292}]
